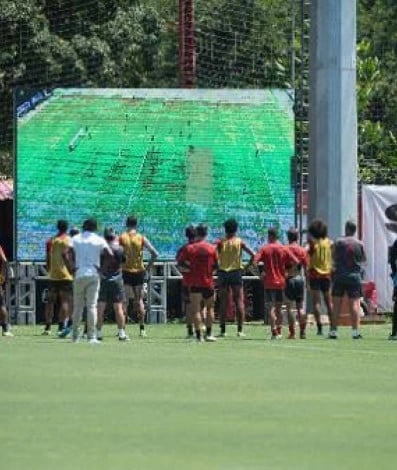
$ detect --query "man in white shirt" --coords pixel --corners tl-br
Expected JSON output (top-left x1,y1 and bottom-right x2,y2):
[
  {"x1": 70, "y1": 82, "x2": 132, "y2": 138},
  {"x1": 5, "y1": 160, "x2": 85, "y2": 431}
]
[{"x1": 63, "y1": 218, "x2": 112, "y2": 343}]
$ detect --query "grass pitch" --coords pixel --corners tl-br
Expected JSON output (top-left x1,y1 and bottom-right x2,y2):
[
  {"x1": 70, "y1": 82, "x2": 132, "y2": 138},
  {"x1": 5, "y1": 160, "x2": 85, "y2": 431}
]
[{"x1": 1, "y1": 323, "x2": 397, "y2": 470}]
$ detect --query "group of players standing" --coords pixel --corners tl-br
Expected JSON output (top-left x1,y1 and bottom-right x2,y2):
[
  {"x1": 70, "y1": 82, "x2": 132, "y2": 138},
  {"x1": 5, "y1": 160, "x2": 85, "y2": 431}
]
[
  {"x1": 177, "y1": 217, "x2": 367, "y2": 342},
  {"x1": 41, "y1": 216, "x2": 158, "y2": 343},
  {"x1": 1, "y1": 214, "x2": 397, "y2": 342}
]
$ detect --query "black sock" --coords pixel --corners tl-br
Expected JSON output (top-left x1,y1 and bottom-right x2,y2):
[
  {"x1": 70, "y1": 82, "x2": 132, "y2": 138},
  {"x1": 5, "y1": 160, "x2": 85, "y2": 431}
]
[
  {"x1": 237, "y1": 324, "x2": 243, "y2": 333},
  {"x1": 140, "y1": 324, "x2": 145, "y2": 331},
  {"x1": 187, "y1": 325, "x2": 193, "y2": 336},
  {"x1": 1, "y1": 323, "x2": 7, "y2": 333},
  {"x1": 206, "y1": 326, "x2": 211, "y2": 337},
  {"x1": 196, "y1": 329, "x2": 201, "y2": 340},
  {"x1": 45, "y1": 323, "x2": 51, "y2": 331},
  {"x1": 58, "y1": 322, "x2": 64, "y2": 331},
  {"x1": 317, "y1": 323, "x2": 322, "y2": 333},
  {"x1": 67, "y1": 319, "x2": 73, "y2": 328},
  {"x1": 220, "y1": 323, "x2": 226, "y2": 334}
]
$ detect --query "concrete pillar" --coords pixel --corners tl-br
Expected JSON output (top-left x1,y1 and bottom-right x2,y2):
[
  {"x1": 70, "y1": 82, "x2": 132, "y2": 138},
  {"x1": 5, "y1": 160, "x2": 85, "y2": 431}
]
[{"x1": 308, "y1": 0, "x2": 357, "y2": 239}]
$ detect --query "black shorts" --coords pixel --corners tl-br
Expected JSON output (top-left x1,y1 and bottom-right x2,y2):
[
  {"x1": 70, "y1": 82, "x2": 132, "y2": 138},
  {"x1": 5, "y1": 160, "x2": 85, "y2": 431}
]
[
  {"x1": 190, "y1": 286, "x2": 215, "y2": 299},
  {"x1": 122, "y1": 271, "x2": 145, "y2": 287},
  {"x1": 309, "y1": 277, "x2": 331, "y2": 293},
  {"x1": 332, "y1": 275, "x2": 362, "y2": 299},
  {"x1": 48, "y1": 280, "x2": 73, "y2": 302},
  {"x1": 264, "y1": 289, "x2": 284, "y2": 303},
  {"x1": 217, "y1": 270, "x2": 243, "y2": 287},
  {"x1": 98, "y1": 276, "x2": 126, "y2": 303},
  {"x1": 285, "y1": 276, "x2": 304, "y2": 303}
]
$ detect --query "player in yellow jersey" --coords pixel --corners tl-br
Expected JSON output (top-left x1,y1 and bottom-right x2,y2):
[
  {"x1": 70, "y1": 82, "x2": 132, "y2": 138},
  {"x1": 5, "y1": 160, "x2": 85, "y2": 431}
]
[
  {"x1": 307, "y1": 219, "x2": 333, "y2": 335},
  {"x1": 0, "y1": 243, "x2": 13, "y2": 337},
  {"x1": 42, "y1": 220, "x2": 73, "y2": 336},
  {"x1": 119, "y1": 216, "x2": 158, "y2": 337},
  {"x1": 216, "y1": 218, "x2": 255, "y2": 337}
]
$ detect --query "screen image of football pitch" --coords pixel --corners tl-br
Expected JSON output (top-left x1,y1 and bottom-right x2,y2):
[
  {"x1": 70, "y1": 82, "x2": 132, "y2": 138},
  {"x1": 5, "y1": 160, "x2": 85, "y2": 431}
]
[{"x1": 16, "y1": 88, "x2": 294, "y2": 261}]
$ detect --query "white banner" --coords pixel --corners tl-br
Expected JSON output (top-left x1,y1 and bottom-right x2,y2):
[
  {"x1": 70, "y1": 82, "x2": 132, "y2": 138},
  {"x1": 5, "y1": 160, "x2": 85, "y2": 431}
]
[{"x1": 362, "y1": 185, "x2": 397, "y2": 312}]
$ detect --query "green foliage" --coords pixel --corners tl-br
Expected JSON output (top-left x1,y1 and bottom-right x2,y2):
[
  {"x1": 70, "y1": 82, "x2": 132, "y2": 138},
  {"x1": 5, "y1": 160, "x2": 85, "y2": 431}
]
[{"x1": 358, "y1": 0, "x2": 397, "y2": 184}]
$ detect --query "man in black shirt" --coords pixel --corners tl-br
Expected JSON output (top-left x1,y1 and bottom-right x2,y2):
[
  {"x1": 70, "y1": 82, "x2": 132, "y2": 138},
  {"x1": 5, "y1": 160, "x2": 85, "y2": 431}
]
[
  {"x1": 331, "y1": 220, "x2": 366, "y2": 339},
  {"x1": 97, "y1": 228, "x2": 128, "y2": 341},
  {"x1": 389, "y1": 238, "x2": 397, "y2": 340}
]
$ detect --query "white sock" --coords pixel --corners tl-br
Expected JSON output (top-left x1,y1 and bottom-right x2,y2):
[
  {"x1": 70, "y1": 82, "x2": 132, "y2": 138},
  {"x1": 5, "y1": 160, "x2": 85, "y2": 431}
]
[{"x1": 352, "y1": 328, "x2": 359, "y2": 336}]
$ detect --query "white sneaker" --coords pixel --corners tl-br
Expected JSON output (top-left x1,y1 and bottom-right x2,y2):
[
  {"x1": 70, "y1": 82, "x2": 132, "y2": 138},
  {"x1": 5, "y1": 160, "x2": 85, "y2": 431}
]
[
  {"x1": 2, "y1": 330, "x2": 13, "y2": 337},
  {"x1": 42, "y1": 329, "x2": 51, "y2": 336},
  {"x1": 205, "y1": 335, "x2": 217, "y2": 342},
  {"x1": 218, "y1": 332, "x2": 227, "y2": 337},
  {"x1": 88, "y1": 338, "x2": 101, "y2": 344},
  {"x1": 237, "y1": 331, "x2": 246, "y2": 337},
  {"x1": 139, "y1": 330, "x2": 147, "y2": 338},
  {"x1": 96, "y1": 330, "x2": 103, "y2": 341},
  {"x1": 118, "y1": 331, "x2": 130, "y2": 341},
  {"x1": 271, "y1": 334, "x2": 282, "y2": 340}
]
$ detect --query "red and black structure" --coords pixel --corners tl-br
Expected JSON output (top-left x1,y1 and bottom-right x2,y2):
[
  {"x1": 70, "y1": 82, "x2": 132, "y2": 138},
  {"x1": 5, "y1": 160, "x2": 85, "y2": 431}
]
[{"x1": 179, "y1": 0, "x2": 196, "y2": 88}]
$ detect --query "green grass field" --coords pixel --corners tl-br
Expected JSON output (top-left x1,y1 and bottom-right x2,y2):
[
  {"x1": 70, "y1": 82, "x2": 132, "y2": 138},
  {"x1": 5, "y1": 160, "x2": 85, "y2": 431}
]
[{"x1": 1, "y1": 323, "x2": 397, "y2": 470}]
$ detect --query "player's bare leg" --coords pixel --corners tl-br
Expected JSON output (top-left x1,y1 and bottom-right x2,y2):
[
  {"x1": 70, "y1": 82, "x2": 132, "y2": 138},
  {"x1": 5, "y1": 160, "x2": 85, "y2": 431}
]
[
  {"x1": 232, "y1": 284, "x2": 246, "y2": 337},
  {"x1": 96, "y1": 301, "x2": 106, "y2": 340},
  {"x1": 132, "y1": 285, "x2": 146, "y2": 336},
  {"x1": 311, "y1": 289, "x2": 323, "y2": 335},
  {"x1": 123, "y1": 284, "x2": 134, "y2": 323},
  {"x1": 349, "y1": 297, "x2": 362, "y2": 339},
  {"x1": 296, "y1": 300, "x2": 307, "y2": 338},
  {"x1": 190, "y1": 292, "x2": 203, "y2": 342},
  {"x1": 0, "y1": 304, "x2": 12, "y2": 337},
  {"x1": 43, "y1": 299, "x2": 55, "y2": 335},
  {"x1": 275, "y1": 301, "x2": 283, "y2": 337},
  {"x1": 323, "y1": 289, "x2": 333, "y2": 331},
  {"x1": 286, "y1": 300, "x2": 296, "y2": 339},
  {"x1": 57, "y1": 289, "x2": 73, "y2": 336},
  {"x1": 203, "y1": 296, "x2": 216, "y2": 341},
  {"x1": 218, "y1": 286, "x2": 228, "y2": 336},
  {"x1": 268, "y1": 301, "x2": 278, "y2": 338}
]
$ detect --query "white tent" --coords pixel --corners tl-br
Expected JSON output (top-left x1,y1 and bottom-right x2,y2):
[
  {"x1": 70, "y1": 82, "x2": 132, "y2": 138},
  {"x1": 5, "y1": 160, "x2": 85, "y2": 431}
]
[{"x1": 362, "y1": 185, "x2": 397, "y2": 312}]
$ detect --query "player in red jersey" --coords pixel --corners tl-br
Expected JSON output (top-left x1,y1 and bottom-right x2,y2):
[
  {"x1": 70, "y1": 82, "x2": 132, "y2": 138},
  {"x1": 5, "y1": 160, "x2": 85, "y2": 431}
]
[
  {"x1": 178, "y1": 224, "x2": 218, "y2": 342},
  {"x1": 176, "y1": 225, "x2": 196, "y2": 339},
  {"x1": 284, "y1": 228, "x2": 308, "y2": 339},
  {"x1": 255, "y1": 227, "x2": 299, "y2": 339}
]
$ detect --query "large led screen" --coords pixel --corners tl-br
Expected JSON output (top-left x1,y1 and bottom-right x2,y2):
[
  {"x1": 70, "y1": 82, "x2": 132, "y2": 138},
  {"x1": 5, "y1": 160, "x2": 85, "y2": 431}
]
[{"x1": 16, "y1": 88, "x2": 294, "y2": 261}]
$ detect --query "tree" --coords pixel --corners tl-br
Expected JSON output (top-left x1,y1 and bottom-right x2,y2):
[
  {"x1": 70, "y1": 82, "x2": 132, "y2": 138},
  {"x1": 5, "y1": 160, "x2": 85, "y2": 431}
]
[{"x1": 358, "y1": 0, "x2": 397, "y2": 184}]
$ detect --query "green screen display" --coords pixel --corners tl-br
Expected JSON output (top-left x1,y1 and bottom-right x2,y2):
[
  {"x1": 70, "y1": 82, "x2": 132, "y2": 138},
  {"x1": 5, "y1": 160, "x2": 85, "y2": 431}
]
[{"x1": 16, "y1": 88, "x2": 294, "y2": 260}]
